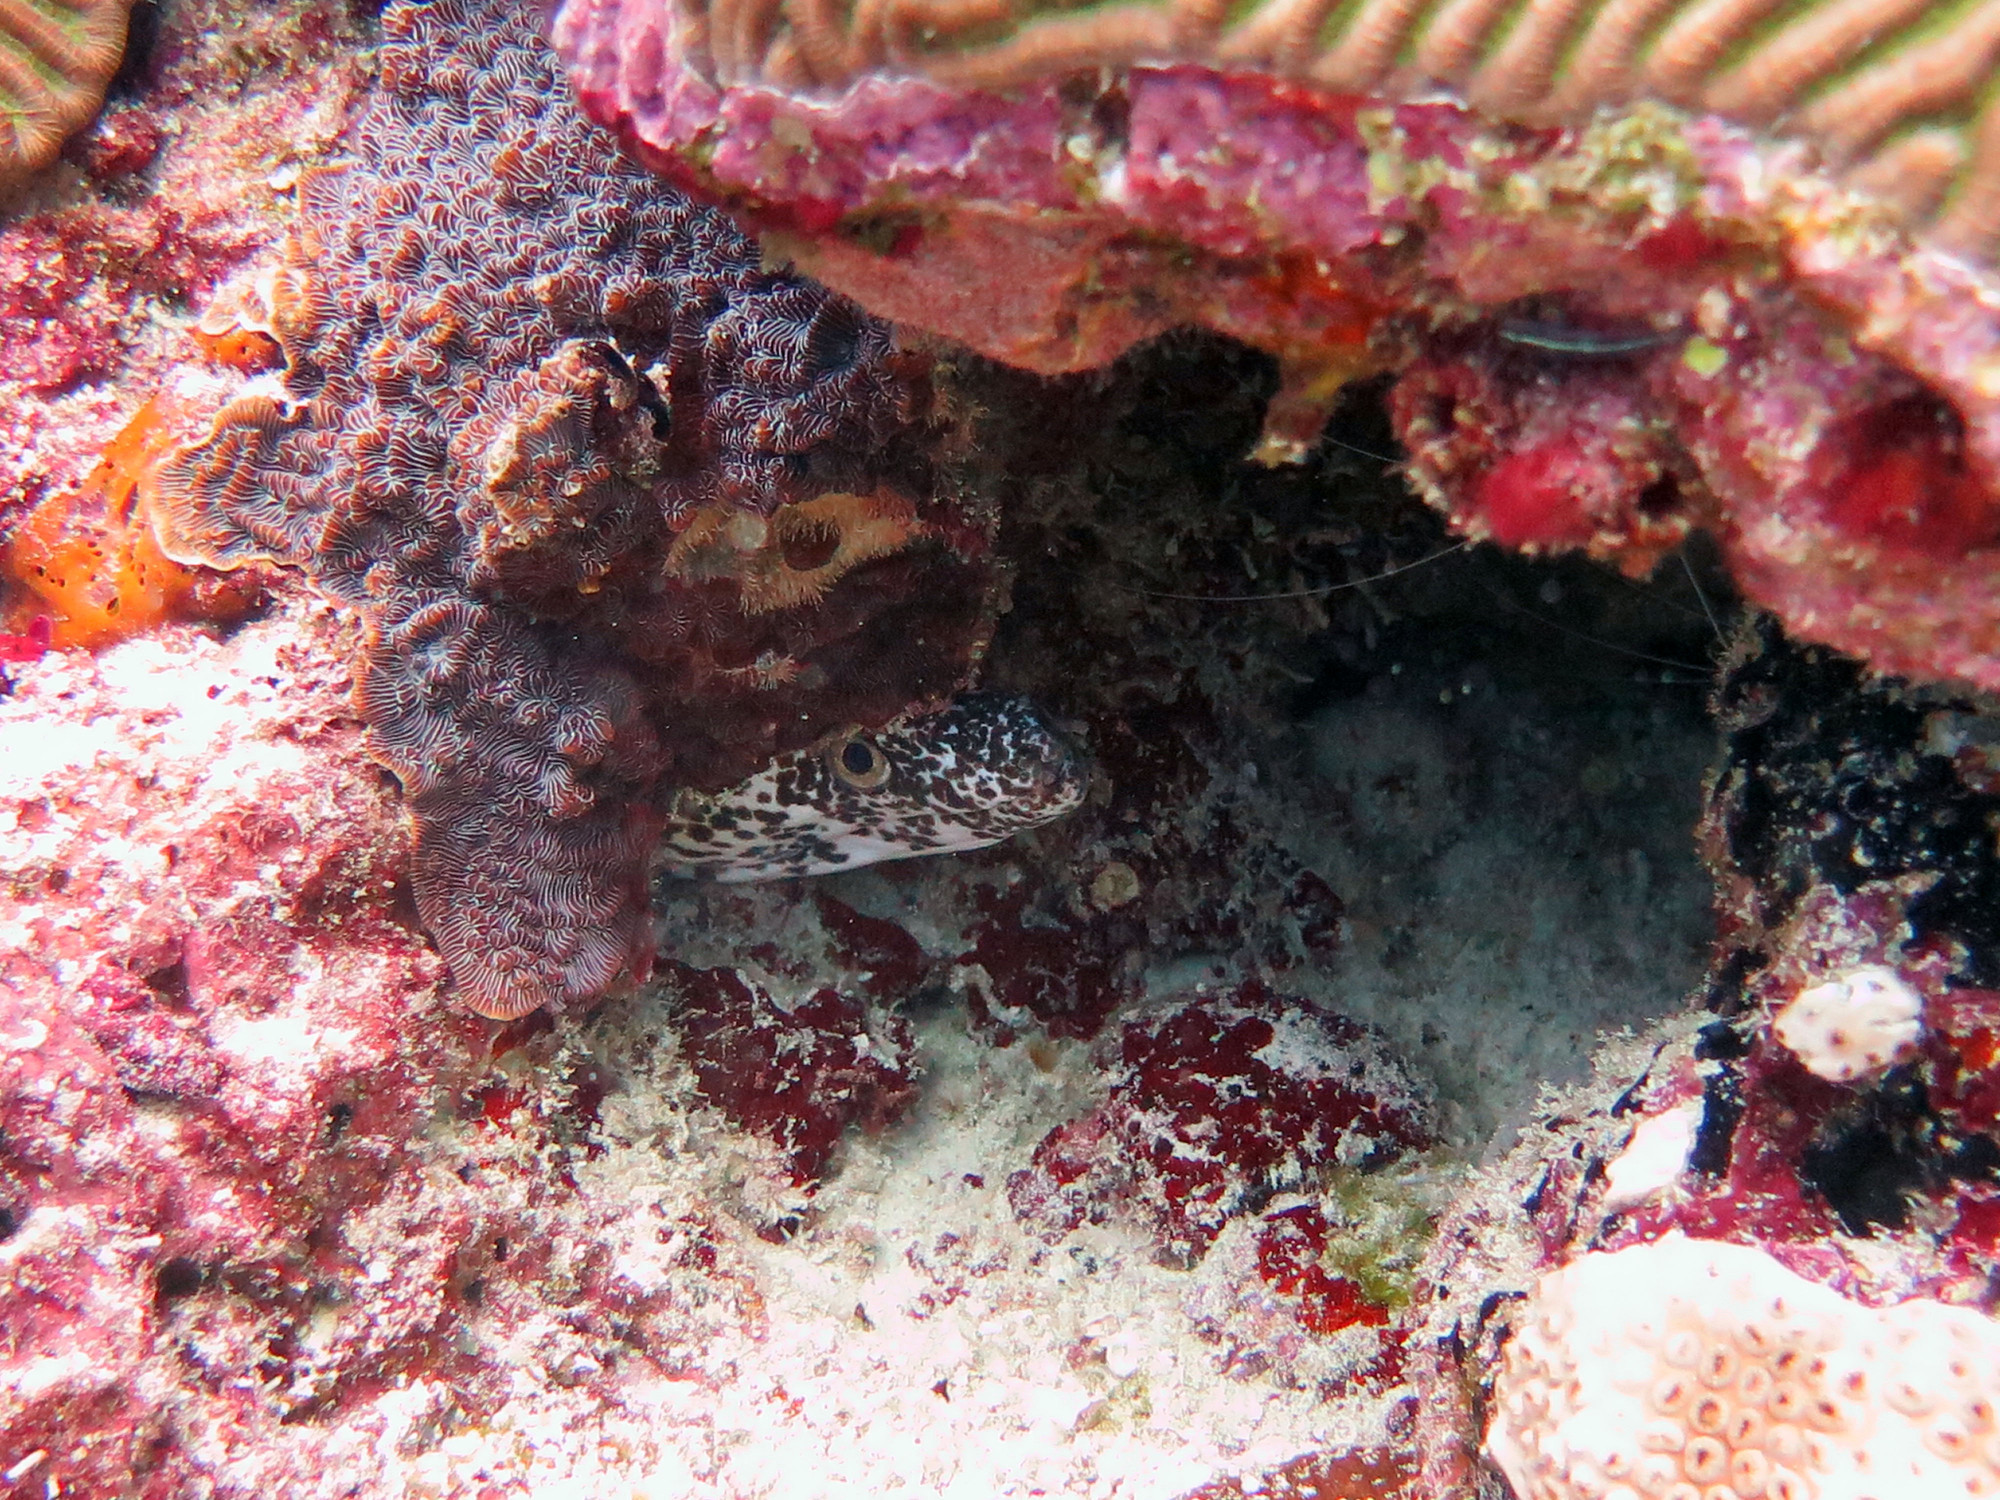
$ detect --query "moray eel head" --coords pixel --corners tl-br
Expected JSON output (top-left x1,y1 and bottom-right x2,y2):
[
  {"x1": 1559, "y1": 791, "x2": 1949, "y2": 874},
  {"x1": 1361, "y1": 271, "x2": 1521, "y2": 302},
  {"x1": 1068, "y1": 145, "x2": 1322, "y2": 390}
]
[{"x1": 658, "y1": 693, "x2": 1089, "y2": 881}]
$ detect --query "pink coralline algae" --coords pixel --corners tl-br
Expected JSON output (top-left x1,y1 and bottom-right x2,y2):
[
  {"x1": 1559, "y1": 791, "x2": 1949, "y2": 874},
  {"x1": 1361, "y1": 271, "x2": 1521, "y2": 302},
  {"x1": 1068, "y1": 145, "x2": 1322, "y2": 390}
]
[
  {"x1": 150, "y1": 0, "x2": 997, "y2": 1020},
  {"x1": 0, "y1": 605, "x2": 785, "y2": 1496},
  {"x1": 0, "y1": 604, "x2": 472, "y2": 1491},
  {"x1": 553, "y1": 0, "x2": 2000, "y2": 692},
  {"x1": 1008, "y1": 983, "x2": 1433, "y2": 1269}
]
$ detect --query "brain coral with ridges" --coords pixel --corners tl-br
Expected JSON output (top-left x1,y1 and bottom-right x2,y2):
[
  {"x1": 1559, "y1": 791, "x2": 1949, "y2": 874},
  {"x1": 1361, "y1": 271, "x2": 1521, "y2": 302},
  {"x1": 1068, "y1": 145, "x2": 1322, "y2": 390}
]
[{"x1": 151, "y1": 0, "x2": 996, "y2": 1020}]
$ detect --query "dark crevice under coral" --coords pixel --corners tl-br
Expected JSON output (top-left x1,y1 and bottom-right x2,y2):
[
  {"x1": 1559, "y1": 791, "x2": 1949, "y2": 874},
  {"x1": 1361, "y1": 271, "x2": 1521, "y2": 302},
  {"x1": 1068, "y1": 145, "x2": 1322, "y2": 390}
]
[
  {"x1": 922, "y1": 330, "x2": 1728, "y2": 1129},
  {"x1": 1715, "y1": 619, "x2": 2000, "y2": 989}
]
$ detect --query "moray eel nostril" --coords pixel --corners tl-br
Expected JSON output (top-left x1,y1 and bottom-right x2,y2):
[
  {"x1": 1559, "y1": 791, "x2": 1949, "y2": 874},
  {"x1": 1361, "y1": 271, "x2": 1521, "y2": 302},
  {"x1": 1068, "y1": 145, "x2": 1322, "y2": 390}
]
[{"x1": 658, "y1": 693, "x2": 1090, "y2": 882}]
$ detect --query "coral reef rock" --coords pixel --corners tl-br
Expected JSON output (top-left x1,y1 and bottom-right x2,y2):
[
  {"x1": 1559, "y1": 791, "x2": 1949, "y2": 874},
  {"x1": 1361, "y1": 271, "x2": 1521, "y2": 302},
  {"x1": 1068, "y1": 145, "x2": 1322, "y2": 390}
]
[
  {"x1": 0, "y1": 0, "x2": 365, "y2": 585},
  {"x1": 150, "y1": 0, "x2": 997, "y2": 1019},
  {"x1": 553, "y1": 0, "x2": 2000, "y2": 692},
  {"x1": 1487, "y1": 1233, "x2": 2000, "y2": 1500},
  {"x1": 1403, "y1": 615, "x2": 2000, "y2": 1495},
  {"x1": 0, "y1": 595, "x2": 1453, "y2": 1495},
  {"x1": 0, "y1": 603, "x2": 494, "y2": 1496}
]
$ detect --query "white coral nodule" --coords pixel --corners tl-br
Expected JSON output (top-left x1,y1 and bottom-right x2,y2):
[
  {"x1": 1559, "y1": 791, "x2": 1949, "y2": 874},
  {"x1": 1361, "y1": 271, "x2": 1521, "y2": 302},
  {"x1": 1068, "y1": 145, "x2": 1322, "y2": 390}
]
[
  {"x1": 1773, "y1": 964, "x2": 1925, "y2": 1084},
  {"x1": 1485, "y1": 1235, "x2": 2000, "y2": 1500}
]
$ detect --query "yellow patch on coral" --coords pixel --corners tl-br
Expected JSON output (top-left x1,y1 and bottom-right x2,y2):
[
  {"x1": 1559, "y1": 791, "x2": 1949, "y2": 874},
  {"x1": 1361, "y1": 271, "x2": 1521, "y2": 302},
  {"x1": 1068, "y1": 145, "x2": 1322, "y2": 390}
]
[{"x1": 664, "y1": 488, "x2": 935, "y2": 614}]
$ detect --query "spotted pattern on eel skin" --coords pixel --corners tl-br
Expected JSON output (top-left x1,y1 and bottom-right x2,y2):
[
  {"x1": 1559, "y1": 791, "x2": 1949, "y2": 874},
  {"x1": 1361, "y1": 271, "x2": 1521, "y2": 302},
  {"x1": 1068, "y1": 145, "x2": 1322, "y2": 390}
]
[{"x1": 658, "y1": 693, "x2": 1089, "y2": 880}]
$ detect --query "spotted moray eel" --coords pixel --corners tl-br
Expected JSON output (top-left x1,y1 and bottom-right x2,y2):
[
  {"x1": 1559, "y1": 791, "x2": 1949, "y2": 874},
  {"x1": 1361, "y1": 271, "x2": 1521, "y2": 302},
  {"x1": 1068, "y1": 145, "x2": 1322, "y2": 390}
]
[{"x1": 657, "y1": 693, "x2": 1089, "y2": 881}]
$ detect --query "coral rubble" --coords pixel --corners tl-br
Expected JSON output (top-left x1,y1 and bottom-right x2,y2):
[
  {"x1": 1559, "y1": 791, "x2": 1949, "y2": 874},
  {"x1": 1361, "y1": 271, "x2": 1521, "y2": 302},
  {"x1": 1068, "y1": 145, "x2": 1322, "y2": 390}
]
[
  {"x1": 1007, "y1": 983, "x2": 1433, "y2": 1269},
  {"x1": 552, "y1": 0, "x2": 2000, "y2": 691},
  {"x1": 661, "y1": 957, "x2": 920, "y2": 1204},
  {"x1": 150, "y1": 0, "x2": 997, "y2": 1018}
]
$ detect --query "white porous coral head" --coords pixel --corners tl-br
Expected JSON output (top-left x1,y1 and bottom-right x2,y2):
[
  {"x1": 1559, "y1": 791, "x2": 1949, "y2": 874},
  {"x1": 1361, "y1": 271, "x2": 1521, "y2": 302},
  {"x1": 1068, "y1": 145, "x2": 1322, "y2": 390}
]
[
  {"x1": 1773, "y1": 964, "x2": 1925, "y2": 1084},
  {"x1": 1486, "y1": 1234, "x2": 2000, "y2": 1500}
]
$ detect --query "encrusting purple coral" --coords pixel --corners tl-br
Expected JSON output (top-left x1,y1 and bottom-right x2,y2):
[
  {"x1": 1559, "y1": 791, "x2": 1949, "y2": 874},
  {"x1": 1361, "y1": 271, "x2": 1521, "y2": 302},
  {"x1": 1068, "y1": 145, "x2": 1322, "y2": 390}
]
[{"x1": 150, "y1": 0, "x2": 997, "y2": 1019}]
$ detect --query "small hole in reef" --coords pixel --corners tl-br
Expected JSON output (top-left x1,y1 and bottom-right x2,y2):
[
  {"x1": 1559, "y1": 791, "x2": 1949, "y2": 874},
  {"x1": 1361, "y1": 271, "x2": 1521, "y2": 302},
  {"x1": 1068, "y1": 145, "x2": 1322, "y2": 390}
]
[
  {"x1": 1637, "y1": 475, "x2": 1680, "y2": 518},
  {"x1": 780, "y1": 521, "x2": 841, "y2": 573},
  {"x1": 145, "y1": 959, "x2": 189, "y2": 1007},
  {"x1": 154, "y1": 1256, "x2": 205, "y2": 1306},
  {"x1": 804, "y1": 306, "x2": 862, "y2": 379},
  {"x1": 107, "y1": 0, "x2": 161, "y2": 97},
  {"x1": 1425, "y1": 393, "x2": 1457, "y2": 437},
  {"x1": 758, "y1": 1215, "x2": 804, "y2": 1244},
  {"x1": 325, "y1": 1102, "x2": 354, "y2": 1145},
  {"x1": 1800, "y1": 1088, "x2": 1929, "y2": 1237}
]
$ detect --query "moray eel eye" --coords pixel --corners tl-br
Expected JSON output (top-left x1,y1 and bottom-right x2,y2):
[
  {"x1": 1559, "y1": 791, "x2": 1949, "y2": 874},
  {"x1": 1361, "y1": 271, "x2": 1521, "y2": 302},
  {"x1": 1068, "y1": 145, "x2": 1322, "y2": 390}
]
[{"x1": 830, "y1": 735, "x2": 891, "y2": 789}]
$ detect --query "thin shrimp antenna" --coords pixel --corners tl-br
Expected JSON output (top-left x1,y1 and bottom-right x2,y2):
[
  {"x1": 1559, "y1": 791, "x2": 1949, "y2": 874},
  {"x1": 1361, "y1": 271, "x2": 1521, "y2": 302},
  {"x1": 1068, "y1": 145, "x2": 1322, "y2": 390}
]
[
  {"x1": 1487, "y1": 589, "x2": 1711, "y2": 675},
  {"x1": 1320, "y1": 433, "x2": 1404, "y2": 466},
  {"x1": 1109, "y1": 540, "x2": 1467, "y2": 603},
  {"x1": 1679, "y1": 549, "x2": 1726, "y2": 649}
]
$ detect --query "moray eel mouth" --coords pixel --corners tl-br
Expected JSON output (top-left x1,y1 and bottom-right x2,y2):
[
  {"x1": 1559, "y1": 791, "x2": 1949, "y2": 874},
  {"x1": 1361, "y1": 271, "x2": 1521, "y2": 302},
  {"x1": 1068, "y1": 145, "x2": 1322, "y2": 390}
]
[{"x1": 657, "y1": 693, "x2": 1090, "y2": 882}]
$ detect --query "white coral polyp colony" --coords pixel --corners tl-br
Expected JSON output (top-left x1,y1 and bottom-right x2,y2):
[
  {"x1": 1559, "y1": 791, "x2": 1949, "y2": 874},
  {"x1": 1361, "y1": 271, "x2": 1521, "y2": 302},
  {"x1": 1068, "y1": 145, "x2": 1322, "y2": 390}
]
[
  {"x1": 1772, "y1": 964, "x2": 1925, "y2": 1084},
  {"x1": 1486, "y1": 1235, "x2": 2000, "y2": 1500}
]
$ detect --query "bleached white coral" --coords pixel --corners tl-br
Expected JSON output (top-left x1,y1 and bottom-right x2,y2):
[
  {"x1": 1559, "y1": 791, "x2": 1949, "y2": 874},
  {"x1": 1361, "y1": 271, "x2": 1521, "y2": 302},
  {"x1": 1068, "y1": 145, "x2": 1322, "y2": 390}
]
[
  {"x1": 1599, "y1": 1102, "x2": 1700, "y2": 1214},
  {"x1": 1486, "y1": 1234, "x2": 2000, "y2": 1500},
  {"x1": 1773, "y1": 965, "x2": 1924, "y2": 1083}
]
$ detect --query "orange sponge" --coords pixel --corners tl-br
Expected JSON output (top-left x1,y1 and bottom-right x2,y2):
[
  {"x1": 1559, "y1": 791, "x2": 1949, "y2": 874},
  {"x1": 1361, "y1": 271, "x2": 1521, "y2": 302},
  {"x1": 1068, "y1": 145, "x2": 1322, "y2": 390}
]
[{"x1": 2, "y1": 397, "x2": 237, "y2": 648}]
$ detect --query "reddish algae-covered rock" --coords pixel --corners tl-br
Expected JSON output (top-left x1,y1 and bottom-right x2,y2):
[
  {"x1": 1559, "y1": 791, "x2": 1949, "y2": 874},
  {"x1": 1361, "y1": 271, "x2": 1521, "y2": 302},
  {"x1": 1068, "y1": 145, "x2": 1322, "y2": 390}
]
[
  {"x1": 1008, "y1": 982, "x2": 1433, "y2": 1267},
  {"x1": 552, "y1": 0, "x2": 2000, "y2": 691}
]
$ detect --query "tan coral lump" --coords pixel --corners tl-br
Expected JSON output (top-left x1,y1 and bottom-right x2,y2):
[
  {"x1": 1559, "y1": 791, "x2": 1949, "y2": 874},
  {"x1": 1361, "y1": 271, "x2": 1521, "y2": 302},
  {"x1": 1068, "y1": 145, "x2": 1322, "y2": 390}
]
[{"x1": 1487, "y1": 1234, "x2": 2000, "y2": 1500}]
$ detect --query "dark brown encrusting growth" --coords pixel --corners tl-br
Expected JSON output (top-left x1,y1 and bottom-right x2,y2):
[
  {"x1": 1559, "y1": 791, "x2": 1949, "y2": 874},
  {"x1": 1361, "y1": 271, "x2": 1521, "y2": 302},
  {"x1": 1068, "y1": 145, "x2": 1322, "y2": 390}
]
[
  {"x1": 1703, "y1": 617, "x2": 2000, "y2": 994},
  {"x1": 150, "y1": 0, "x2": 996, "y2": 1020}
]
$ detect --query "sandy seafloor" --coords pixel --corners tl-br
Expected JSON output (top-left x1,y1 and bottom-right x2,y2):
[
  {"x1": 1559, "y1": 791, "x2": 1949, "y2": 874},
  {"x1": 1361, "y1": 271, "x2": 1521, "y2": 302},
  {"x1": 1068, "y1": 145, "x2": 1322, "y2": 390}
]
[
  {"x1": 627, "y1": 533, "x2": 1723, "y2": 1497},
  {"x1": 0, "y1": 362, "x2": 1729, "y2": 1496},
  {"x1": 0, "y1": 0, "x2": 1742, "y2": 1489}
]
